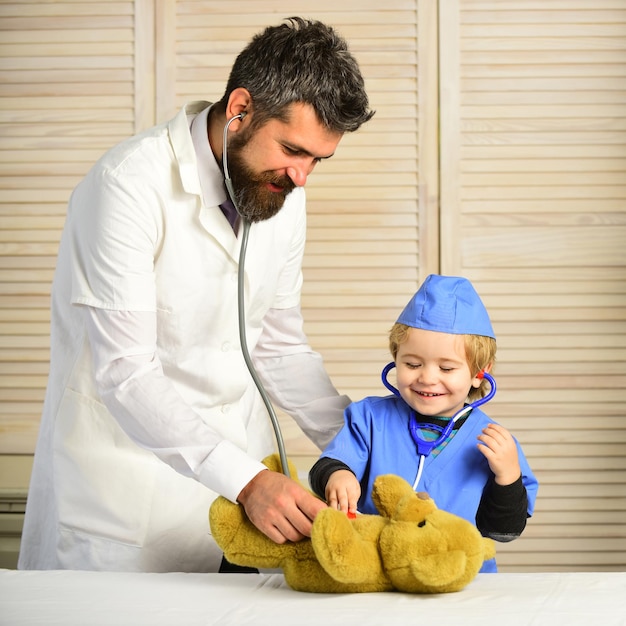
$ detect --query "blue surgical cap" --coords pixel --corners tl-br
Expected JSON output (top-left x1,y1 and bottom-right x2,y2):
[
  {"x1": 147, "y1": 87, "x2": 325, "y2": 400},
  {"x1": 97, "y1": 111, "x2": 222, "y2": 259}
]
[{"x1": 396, "y1": 275, "x2": 495, "y2": 339}]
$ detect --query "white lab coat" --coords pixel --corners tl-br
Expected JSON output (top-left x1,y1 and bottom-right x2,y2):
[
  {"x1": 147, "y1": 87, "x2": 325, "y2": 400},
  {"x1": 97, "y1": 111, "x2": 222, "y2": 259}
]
[{"x1": 19, "y1": 102, "x2": 347, "y2": 572}]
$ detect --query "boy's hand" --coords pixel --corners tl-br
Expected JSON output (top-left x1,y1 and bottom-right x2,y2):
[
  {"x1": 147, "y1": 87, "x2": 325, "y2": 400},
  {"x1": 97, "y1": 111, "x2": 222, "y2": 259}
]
[
  {"x1": 477, "y1": 423, "x2": 522, "y2": 485},
  {"x1": 325, "y1": 469, "x2": 361, "y2": 515}
]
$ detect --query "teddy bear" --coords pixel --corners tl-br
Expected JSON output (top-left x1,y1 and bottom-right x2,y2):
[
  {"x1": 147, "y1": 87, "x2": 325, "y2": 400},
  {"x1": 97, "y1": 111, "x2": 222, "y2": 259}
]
[{"x1": 209, "y1": 454, "x2": 495, "y2": 594}]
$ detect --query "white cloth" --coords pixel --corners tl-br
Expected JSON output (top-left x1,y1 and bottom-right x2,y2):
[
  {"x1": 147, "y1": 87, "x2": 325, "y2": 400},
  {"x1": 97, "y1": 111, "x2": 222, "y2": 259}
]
[
  {"x1": 2, "y1": 571, "x2": 625, "y2": 626},
  {"x1": 18, "y1": 101, "x2": 348, "y2": 573}
]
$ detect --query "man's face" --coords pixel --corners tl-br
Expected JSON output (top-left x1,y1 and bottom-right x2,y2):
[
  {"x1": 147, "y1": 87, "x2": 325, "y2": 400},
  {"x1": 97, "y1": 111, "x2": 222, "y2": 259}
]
[{"x1": 224, "y1": 102, "x2": 343, "y2": 222}]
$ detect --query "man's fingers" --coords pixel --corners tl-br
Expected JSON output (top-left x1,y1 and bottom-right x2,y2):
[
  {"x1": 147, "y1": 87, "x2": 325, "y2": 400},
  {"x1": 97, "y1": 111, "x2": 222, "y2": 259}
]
[
  {"x1": 263, "y1": 522, "x2": 305, "y2": 544},
  {"x1": 238, "y1": 470, "x2": 326, "y2": 542}
]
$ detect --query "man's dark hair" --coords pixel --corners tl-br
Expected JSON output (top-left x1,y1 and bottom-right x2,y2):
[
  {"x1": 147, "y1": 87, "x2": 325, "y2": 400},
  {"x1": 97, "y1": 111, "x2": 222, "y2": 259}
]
[{"x1": 218, "y1": 16, "x2": 374, "y2": 133}]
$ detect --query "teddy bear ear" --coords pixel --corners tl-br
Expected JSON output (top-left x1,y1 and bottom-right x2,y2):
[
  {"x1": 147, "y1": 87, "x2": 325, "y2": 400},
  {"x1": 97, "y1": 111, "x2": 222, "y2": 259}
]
[{"x1": 371, "y1": 474, "x2": 417, "y2": 517}]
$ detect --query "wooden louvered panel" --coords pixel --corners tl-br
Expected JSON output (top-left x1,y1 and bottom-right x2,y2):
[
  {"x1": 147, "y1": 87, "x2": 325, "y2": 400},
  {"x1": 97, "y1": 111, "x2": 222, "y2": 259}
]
[
  {"x1": 440, "y1": 0, "x2": 626, "y2": 571},
  {"x1": 0, "y1": 0, "x2": 150, "y2": 452}
]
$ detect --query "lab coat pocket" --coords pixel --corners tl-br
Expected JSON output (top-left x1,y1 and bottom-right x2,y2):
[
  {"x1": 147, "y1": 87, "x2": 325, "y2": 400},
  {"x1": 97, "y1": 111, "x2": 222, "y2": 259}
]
[{"x1": 53, "y1": 387, "x2": 157, "y2": 547}]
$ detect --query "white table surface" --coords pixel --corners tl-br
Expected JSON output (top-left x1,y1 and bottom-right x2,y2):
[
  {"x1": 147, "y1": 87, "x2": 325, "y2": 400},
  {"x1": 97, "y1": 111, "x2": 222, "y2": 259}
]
[{"x1": 1, "y1": 569, "x2": 625, "y2": 626}]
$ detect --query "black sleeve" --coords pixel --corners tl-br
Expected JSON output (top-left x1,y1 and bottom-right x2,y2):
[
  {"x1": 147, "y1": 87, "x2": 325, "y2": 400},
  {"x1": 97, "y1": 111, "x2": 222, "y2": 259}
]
[
  {"x1": 308, "y1": 457, "x2": 355, "y2": 500},
  {"x1": 475, "y1": 475, "x2": 529, "y2": 542}
]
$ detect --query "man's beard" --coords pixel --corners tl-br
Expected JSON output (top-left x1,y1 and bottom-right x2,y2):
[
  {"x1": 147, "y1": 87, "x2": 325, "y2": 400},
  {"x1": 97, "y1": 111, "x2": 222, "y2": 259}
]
[{"x1": 225, "y1": 130, "x2": 296, "y2": 223}]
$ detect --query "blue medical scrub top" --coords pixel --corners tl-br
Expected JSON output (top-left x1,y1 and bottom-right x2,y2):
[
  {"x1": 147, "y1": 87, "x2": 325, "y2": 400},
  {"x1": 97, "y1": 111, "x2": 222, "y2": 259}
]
[{"x1": 319, "y1": 394, "x2": 539, "y2": 573}]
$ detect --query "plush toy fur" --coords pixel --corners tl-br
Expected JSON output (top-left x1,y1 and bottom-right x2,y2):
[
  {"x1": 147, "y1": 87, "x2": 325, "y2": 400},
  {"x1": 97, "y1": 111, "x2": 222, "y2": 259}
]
[{"x1": 209, "y1": 454, "x2": 495, "y2": 594}]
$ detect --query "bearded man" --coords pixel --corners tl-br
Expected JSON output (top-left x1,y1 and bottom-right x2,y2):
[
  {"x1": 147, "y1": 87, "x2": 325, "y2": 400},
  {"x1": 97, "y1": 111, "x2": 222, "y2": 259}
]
[{"x1": 18, "y1": 17, "x2": 373, "y2": 573}]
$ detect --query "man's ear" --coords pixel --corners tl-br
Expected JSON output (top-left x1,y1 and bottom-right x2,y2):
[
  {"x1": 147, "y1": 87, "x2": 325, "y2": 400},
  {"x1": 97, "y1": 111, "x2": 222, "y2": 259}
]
[{"x1": 225, "y1": 87, "x2": 252, "y2": 128}]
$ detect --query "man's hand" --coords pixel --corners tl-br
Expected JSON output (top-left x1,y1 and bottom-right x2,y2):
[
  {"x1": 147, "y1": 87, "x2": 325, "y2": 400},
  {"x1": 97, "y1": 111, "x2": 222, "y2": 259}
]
[{"x1": 236, "y1": 469, "x2": 327, "y2": 544}]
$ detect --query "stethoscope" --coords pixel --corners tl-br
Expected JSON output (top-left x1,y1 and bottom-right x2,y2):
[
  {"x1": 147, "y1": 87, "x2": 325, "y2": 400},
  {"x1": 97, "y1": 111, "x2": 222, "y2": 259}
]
[
  {"x1": 381, "y1": 361, "x2": 497, "y2": 490},
  {"x1": 222, "y1": 112, "x2": 292, "y2": 478}
]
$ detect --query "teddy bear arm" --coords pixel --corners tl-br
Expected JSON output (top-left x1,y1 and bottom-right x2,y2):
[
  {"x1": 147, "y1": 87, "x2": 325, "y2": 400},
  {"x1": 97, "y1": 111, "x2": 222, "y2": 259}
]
[
  {"x1": 311, "y1": 509, "x2": 389, "y2": 586},
  {"x1": 406, "y1": 551, "x2": 469, "y2": 590},
  {"x1": 483, "y1": 537, "x2": 496, "y2": 560},
  {"x1": 209, "y1": 496, "x2": 290, "y2": 570}
]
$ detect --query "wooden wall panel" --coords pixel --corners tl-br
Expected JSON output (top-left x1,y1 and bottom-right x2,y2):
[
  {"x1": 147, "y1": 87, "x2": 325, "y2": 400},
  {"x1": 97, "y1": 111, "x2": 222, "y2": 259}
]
[
  {"x1": 439, "y1": 0, "x2": 626, "y2": 571},
  {"x1": 0, "y1": 0, "x2": 149, "y2": 452}
]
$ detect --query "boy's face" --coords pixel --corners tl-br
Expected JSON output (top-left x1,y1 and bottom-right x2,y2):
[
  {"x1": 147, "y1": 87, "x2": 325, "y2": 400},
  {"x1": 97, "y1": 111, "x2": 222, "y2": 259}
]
[{"x1": 395, "y1": 328, "x2": 483, "y2": 417}]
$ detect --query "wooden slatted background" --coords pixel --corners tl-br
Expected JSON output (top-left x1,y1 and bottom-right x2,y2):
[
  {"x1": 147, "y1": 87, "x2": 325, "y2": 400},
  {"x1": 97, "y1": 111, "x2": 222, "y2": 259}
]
[
  {"x1": 0, "y1": 0, "x2": 624, "y2": 572},
  {"x1": 439, "y1": 0, "x2": 626, "y2": 571},
  {"x1": 0, "y1": 0, "x2": 153, "y2": 452}
]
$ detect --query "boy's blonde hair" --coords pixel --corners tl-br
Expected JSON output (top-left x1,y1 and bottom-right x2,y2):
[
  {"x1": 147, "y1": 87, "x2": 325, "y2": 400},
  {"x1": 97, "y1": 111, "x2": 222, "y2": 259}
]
[{"x1": 388, "y1": 323, "x2": 497, "y2": 402}]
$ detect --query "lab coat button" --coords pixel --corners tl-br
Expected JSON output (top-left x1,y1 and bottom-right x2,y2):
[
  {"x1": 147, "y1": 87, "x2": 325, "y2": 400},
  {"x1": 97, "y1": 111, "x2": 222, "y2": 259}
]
[
  {"x1": 221, "y1": 342, "x2": 230, "y2": 352},
  {"x1": 221, "y1": 404, "x2": 231, "y2": 414}
]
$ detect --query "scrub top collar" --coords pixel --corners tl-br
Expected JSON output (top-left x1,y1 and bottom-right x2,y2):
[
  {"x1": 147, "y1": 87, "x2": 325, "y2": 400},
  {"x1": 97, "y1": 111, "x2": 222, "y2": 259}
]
[{"x1": 411, "y1": 407, "x2": 473, "y2": 429}]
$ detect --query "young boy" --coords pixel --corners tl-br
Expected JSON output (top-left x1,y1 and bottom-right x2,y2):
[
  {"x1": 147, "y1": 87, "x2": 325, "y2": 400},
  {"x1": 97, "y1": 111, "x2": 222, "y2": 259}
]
[{"x1": 309, "y1": 274, "x2": 538, "y2": 572}]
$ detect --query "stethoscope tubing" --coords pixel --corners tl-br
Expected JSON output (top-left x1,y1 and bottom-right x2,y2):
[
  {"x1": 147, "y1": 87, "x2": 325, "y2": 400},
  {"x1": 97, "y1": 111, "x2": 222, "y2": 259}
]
[
  {"x1": 381, "y1": 361, "x2": 497, "y2": 489},
  {"x1": 223, "y1": 114, "x2": 291, "y2": 478}
]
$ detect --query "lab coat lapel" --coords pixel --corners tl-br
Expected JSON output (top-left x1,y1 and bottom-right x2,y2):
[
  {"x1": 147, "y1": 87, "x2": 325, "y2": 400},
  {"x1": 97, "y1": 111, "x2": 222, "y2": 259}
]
[
  {"x1": 198, "y1": 203, "x2": 243, "y2": 262},
  {"x1": 169, "y1": 100, "x2": 243, "y2": 262}
]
